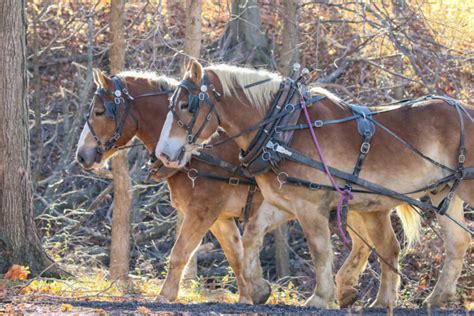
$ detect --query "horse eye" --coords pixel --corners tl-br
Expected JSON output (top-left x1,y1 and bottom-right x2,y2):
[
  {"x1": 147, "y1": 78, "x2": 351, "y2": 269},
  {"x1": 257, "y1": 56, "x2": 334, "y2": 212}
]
[
  {"x1": 95, "y1": 110, "x2": 105, "y2": 116},
  {"x1": 179, "y1": 101, "x2": 189, "y2": 111}
]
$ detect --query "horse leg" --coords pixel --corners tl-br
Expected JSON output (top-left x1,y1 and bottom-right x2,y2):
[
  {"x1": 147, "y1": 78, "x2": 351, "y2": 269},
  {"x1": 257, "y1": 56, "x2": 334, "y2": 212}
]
[
  {"x1": 296, "y1": 206, "x2": 336, "y2": 308},
  {"x1": 159, "y1": 208, "x2": 219, "y2": 302},
  {"x1": 424, "y1": 194, "x2": 470, "y2": 307},
  {"x1": 210, "y1": 218, "x2": 247, "y2": 301},
  {"x1": 239, "y1": 201, "x2": 292, "y2": 304},
  {"x1": 336, "y1": 211, "x2": 371, "y2": 307},
  {"x1": 363, "y1": 210, "x2": 401, "y2": 308}
]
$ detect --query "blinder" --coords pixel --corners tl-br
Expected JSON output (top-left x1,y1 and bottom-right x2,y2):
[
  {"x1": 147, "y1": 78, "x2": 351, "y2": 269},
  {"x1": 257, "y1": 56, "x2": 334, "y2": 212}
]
[
  {"x1": 169, "y1": 73, "x2": 221, "y2": 145},
  {"x1": 86, "y1": 76, "x2": 137, "y2": 154},
  {"x1": 95, "y1": 87, "x2": 119, "y2": 119}
]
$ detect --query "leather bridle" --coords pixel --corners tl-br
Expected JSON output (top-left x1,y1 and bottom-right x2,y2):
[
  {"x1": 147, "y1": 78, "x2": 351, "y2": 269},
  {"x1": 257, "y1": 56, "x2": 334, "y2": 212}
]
[
  {"x1": 86, "y1": 76, "x2": 172, "y2": 158},
  {"x1": 168, "y1": 72, "x2": 222, "y2": 145}
]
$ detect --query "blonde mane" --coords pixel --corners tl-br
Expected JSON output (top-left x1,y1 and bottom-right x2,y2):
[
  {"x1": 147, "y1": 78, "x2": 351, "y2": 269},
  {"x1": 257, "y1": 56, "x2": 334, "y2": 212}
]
[
  {"x1": 118, "y1": 70, "x2": 178, "y2": 91},
  {"x1": 204, "y1": 64, "x2": 349, "y2": 112},
  {"x1": 307, "y1": 86, "x2": 348, "y2": 109},
  {"x1": 206, "y1": 64, "x2": 282, "y2": 114}
]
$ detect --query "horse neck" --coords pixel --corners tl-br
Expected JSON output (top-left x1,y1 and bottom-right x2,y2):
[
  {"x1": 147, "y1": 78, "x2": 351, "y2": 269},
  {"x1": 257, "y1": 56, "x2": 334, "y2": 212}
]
[{"x1": 217, "y1": 95, "x2": 267, "y2": 151}]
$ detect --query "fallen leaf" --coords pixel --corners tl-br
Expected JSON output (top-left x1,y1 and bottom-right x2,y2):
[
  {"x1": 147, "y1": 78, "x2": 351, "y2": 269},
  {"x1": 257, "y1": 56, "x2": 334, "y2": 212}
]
[
  {"x1": 4, "y1": 265, "x2": 30, "y2": 281},
  {"x1": 136, "y1": 306, "x2": 152, "y2": 314},
  {"x1": 60, "y1": 304, "x2": 74, "y2": 312},
  {"x1": 465, "y1": 300, "x2": 473, "y2": 311},
  {"x1": 5, "y1": 304, "x2": 13, "y2": 313}
]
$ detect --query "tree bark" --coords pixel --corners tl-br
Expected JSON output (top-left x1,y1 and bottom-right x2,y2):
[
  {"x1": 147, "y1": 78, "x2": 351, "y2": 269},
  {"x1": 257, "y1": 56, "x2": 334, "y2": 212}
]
[
  {"x1": 109, "y1": 0, "x2": 133, "y2": 282},
  {"x1": 180, "y1": 0, "x2": 203, "y2": 283},
  {"x1": 219, "y1": 0, "x2": 271, "y2": 66},
  {"x1": 273, "y1": 0, "x2": 300, "y2": 279},
  {"x1": 278, "y1": 0, "x2": 299, "y2": 75},
  {"x1": 183, "y1": 0, "x2": 202, "y2": 63},
  {"x1": 0, "y1": 0, "x2": 58, "y2": 277}
]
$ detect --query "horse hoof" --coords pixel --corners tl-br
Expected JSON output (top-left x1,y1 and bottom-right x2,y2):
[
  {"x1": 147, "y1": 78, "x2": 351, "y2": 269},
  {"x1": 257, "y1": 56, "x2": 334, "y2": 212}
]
[
  {"x1": 338, "y1": 288, "x2": 358, "y2": 307},
  {"x1": 252, "y1": 279, "x2": 272, "y2": 304},
  {"x1": 369, "y1": 300, "x2": 394, "y2": 308},
  {"x1": 422, "y1": 295, "x2": 454, "y2": 308},
  {"x1": 304, "y1": 294, "x2": 331, "y2": 308}
]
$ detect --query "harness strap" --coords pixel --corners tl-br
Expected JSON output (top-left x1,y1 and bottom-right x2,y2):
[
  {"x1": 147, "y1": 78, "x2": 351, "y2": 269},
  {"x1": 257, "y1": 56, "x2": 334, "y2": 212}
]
[
  {"x1": 242, "y1": 184, "x2": 258, "y2": 226},
  {"x1": 278, "y1": 115, "x2": 359, "y2": 131},
  {"x1": 271, "y1": 143, "x2": 443, "y2": 214}
]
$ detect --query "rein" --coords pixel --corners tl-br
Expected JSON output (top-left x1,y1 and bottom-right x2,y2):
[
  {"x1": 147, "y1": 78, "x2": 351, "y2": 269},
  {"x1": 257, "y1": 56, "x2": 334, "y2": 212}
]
[{"x1": 300, "y1": 90, "x2": 353, "y2": 245}]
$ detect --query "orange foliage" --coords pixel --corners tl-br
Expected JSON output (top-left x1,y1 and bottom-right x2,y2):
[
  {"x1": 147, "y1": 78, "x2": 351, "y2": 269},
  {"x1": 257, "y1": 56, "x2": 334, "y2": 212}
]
[{"x1": 4, "y1": 265, "x2": 30, "y2": 281}]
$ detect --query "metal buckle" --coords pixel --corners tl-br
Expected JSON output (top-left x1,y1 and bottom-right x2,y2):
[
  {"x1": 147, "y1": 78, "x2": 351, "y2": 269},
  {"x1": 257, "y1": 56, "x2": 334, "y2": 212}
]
[
  {"x1": 187, "y1": 134, "x2": 194, "y2": 143},
  {"x1": 360, "y1": 142, "x2": 370, "y2": 154},
  {"x1": 446, "y1": 191, "x2": 455, "y2": 201},
  {"x1": 458, "y1": 154, "x2": 465, "y2": 164},
  {"x1": 177, "y1": 120, "x2": 184, "y2": 128},
  {"x1": 229, "y1": 177, "x2": 240, "y2": 185},
  {"x1": 309, "y1": 182, "x2": 320, "y2": 190},
  {"x1": 284, "y1": 104, "x2": 295, "y2": 113},
  {"x1": 314, "y1": 120, "x2": 324, "y2": 127},
  {"x1": 187, "y1": 168, "x2": 198, "y2": 188},
  {"x1": 262, "y1": 151, "x2": 271, "y2": 161},
  {"x1": 112, "y1": 132, "x2": 120, "y2": 141},
  {"x1": 274, "y1": 126, "x2": 282, "y2": 133},
  {"x1": 277, "y1": 172, "x2": 288, "y2": 190},
  {"x1": 199, "y1": 92, "x2": 207, "y2": 101}
]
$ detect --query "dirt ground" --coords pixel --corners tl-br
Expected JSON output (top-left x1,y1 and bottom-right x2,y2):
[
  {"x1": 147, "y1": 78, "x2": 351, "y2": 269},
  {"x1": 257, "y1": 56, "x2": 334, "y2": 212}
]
[{"x1": 1, "y1": 300, "x2": 471, "y2": 315}]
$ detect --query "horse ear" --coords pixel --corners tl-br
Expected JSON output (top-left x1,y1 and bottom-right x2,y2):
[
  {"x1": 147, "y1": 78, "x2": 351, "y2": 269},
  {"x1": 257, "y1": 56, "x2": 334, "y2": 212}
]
[
  {"x1": 93, "y1": 68, "x2": 112, "y2": 90},
  {"x1": 186, "y1": 59, "x2": 203, "y2": 85}
]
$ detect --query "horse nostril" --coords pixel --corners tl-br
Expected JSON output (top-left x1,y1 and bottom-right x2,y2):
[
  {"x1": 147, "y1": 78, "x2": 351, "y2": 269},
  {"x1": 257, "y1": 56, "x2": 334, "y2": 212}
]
[
  {"x1": 158, "y1": 152, "x2": 170, "y2": 162},
  {"x1": 77, "y1": 154, "x2": 85, "y2": 164}
]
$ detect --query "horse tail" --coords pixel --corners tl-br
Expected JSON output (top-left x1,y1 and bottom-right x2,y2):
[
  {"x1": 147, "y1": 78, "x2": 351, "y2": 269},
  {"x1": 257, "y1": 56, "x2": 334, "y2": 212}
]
[{"x1": 395, "y1": 204, "x2": 422, "y2": 249}]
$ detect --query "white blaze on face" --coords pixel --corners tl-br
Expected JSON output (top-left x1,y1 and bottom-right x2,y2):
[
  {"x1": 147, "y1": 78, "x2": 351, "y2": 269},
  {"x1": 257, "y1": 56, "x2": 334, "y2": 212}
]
[
  {"x1": 155, "y1": 112, "x2": 188, "y2": 162},
  {"x1": 77, "y1": 123, "x2": 91, "y2": 151}
]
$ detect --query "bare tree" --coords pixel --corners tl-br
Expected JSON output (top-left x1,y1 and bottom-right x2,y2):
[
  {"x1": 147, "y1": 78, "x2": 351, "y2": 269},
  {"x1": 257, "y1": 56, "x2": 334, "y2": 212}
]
[
  {"x1": 109, "y1": 0, "x2": 133, "y2": 282},
  {"x1": 219, "y1": 0, "x2": 271, "y2": 66},
  {"x1": 273, "y1": 0, "x2": 300, "y2": 279},
  {"x1": 0, "y1": 0, "x2": 58, "y2": 276},
  {"x1": 184, "y1": 0, "x2": 202, "y2": 62},
  {"x1": 179, "y1": 0, "x2": 203, "y2": 283}
]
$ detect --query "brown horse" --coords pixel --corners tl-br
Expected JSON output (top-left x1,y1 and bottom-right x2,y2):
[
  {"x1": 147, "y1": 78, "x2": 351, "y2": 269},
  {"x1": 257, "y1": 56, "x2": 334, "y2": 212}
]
[
  {"x1": 76, "y1": 69, "x2": 422, "y2": 307},
  {"x1": 77, "y1": 69, "x2": 269, "y2": 302},
  {"x1": 155, "y1": 60, "x2": 471, "y2": 308}
]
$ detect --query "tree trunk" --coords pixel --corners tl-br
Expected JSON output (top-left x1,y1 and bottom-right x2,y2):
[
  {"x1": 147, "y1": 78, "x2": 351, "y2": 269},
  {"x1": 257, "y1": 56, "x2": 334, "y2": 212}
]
[
  {"x1": 219, "y1": 0, "x2": 271, "y2": 66},
  {"x1": 183, "y1": 0, "x2": 202, "y2": 63},
  {"x1": 180, "y1": 0, "x2": 203, "y2": 283},
  {"x1": 273, "y1": 0, "x2": 300, "y2": 280},
  {"x1": 109, "y1": 0, "x2": 133, "y2": 282},
  {"x1": 0, "y1": 0, "x2": 58, "y2": 277},
  {"x1": 278, "y1": 0, "x2": 299, "y2": 75}
]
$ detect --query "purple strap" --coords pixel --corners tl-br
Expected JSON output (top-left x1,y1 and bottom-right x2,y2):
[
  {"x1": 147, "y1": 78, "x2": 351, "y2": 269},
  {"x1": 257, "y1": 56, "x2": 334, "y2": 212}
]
[{"x1": 300, "y1": 96, "x2": 353, "y2": 245}]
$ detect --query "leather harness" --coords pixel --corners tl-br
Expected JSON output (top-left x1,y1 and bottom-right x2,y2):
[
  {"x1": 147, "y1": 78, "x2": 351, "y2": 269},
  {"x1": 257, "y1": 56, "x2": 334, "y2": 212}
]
[{"x1": 170, "y1": 71, "x2": 474, "y2": 237}]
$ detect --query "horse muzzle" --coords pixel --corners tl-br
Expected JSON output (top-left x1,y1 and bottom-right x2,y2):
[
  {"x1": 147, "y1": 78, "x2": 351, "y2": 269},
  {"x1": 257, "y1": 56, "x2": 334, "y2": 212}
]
[{"x1": 77, "y1": 146, "x2": 102, "y2": 169}]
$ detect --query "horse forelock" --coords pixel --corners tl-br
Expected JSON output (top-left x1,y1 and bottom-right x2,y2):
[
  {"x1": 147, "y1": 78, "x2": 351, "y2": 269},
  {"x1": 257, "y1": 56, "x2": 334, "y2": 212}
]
[
  {"x1": 117, "y1": 70, "x2": 178, "y2": 92},
  {"x1": 206, "y1": 64, "x2": 282, "y2": 115}
]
